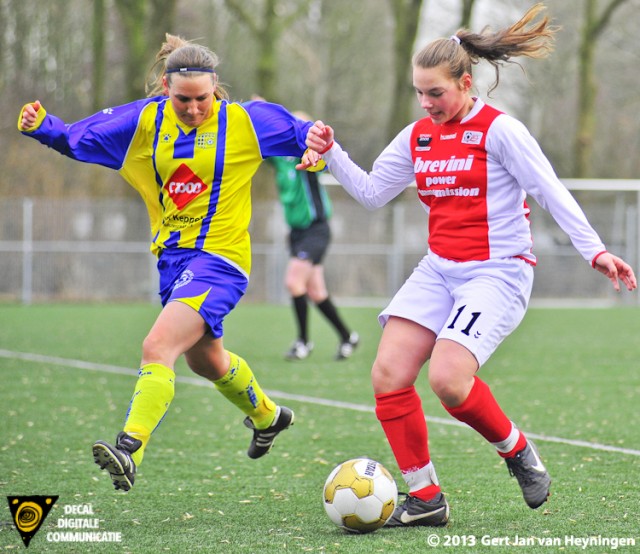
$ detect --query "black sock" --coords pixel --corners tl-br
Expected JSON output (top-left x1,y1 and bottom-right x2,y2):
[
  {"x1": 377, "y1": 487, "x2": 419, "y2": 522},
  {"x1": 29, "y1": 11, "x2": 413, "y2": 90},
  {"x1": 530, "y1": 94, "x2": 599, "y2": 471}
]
[
  {"x1": 292, "y1": 295, "x2": 308, "y2": 342},
  {"x1": 316, "y1": 297, "x2": 350, "y2": 341}
]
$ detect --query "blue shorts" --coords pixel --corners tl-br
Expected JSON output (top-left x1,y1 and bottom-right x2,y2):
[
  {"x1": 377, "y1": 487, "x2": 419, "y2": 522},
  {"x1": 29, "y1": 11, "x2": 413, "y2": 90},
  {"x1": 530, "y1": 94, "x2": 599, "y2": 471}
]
[{"x1": 157, "y1": 249, "x2": 248, "y2": 338}]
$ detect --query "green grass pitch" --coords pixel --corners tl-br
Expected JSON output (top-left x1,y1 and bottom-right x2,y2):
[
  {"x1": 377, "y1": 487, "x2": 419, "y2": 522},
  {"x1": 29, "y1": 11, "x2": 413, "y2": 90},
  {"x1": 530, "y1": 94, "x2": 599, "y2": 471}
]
[{"x1": 0, "y1": 303, "x2": 638, "y2": 553}]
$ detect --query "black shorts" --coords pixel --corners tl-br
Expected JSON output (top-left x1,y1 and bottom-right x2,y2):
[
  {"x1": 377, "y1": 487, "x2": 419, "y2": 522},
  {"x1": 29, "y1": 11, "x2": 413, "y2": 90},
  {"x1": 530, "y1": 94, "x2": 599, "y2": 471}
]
[{"x1": 289, "y1": 220, "x2": 331, "y2": 265}]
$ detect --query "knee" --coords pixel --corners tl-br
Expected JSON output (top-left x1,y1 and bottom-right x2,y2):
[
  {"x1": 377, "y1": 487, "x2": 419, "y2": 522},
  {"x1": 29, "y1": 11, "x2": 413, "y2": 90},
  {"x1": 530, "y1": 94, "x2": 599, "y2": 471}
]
[
  {"x1": 307, "y1": 288, "x2": 326, "y2": 304},
  {"x1": 285, "y1": 276, "x2": 306, "y2": 296},
  {"x1": 306, "y1": 278, "x2": 327, "y2": 302},
  {"x1": 371, "y1": 359, "x2": 386, "y2": 391},
  {"x1": 141, "y1": 332, "x2": 166, "y2": 362},
  {"x1": 372, "y1": 356, "x2": 413, "y2": 394},
  {"x1": 141, "y1": 330, "x2": 186, "y2": 369},
  {"x1": 428, "y1": 367, "x2": 471, "y2": 407}
]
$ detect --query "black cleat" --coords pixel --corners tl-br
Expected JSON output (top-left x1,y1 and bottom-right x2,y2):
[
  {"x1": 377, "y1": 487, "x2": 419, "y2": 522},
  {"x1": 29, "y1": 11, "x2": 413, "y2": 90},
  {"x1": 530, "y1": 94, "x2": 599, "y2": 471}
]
[
  {"x1": 385, "y1": 492, "x2": 449, "y2": 527},
  {"x1": 505, "y1": 440, "x2": 551, "y2": 509},
  {"x1": 92, "y1": 432, "x2": 141, "y2": 492},
  {"x1": 244, "y1": 406, "x2": 294, "y2": 459}
]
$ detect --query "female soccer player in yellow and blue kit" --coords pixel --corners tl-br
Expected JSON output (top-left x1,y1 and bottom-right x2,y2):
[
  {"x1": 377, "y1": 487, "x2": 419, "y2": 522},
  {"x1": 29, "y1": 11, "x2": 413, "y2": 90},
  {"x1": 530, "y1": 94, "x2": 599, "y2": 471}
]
[{"x1": 18, "y1": 34, "x2": 313, "y2": 492}]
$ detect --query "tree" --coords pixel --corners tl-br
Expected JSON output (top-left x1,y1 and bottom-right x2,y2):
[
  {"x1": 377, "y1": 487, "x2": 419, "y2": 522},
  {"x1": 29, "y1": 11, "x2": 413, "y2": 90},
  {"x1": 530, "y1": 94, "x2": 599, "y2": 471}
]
[
  {"x1": 459, "y1": 0, "x2": 476, "y2": 28},
  {"x1": 384, "y1": 0, "x2": 424, "y2": 142},
  {"x1": 114, "y1": 0, "x2": 178, "y2": 101},
  {"x1": 384, "y1": 0, "x2": 479, "y2": 143},
  {"x1": 574, "y1": 0, "x2": 631, "y2": 177},
  {"x1": 92, "y1": 0, "x2": 107, "y2": 111},
  {"x1": 222, "y1": 0, "x2": 310, "y2": 104}
]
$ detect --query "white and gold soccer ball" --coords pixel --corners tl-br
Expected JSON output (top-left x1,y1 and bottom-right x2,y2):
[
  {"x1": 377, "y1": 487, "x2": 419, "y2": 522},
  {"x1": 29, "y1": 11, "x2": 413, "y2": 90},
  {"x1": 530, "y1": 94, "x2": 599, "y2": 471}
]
[{"x1": 323, "y1": 458, "x2": 398, "y2": 534}]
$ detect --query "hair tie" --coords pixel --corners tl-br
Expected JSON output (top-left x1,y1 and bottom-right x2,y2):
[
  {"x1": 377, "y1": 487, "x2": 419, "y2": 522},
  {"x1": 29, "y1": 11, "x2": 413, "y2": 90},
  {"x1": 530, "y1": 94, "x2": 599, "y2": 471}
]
[
  {"x1": 450, "y1": 35, "x2": 461, "y2": 45},
  {"x1": 166, "y1": 67, "x2": 215, "y2": 74}
]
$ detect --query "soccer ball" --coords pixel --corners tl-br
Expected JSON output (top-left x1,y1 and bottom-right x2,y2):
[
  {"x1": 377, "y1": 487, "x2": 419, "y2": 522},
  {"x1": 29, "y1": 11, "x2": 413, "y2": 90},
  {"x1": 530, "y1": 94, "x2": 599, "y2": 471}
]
[{"x1": 323, "y1": 458, "x2": 398, "y2": 534}]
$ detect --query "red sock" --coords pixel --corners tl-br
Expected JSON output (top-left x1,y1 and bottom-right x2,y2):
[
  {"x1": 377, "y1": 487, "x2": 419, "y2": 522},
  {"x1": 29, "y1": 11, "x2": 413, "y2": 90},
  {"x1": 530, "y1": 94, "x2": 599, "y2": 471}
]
[
  {"x1": 444, "y1": 376, "x2": 526, "y2": 456},
  {"x1": 375, "y1": 386, "x2": 440, "y2": 501}
]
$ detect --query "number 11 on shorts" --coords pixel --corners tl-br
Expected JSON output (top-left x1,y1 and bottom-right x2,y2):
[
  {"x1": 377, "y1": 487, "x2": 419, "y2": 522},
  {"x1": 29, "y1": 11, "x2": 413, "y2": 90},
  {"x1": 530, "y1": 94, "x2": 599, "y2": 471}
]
[{"x1": 447, "y1": 305, "x2": 481, "y2": 336}]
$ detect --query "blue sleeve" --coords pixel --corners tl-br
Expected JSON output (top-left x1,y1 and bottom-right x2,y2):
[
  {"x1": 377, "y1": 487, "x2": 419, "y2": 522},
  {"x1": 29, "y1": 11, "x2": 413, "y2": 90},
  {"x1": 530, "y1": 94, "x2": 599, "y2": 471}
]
[
  {"x1": 241, "y1": 101, "x2": 312, "y2": 158},
  {"x1": 23, "y1": 98, "x2": 157, "y2": 170}
]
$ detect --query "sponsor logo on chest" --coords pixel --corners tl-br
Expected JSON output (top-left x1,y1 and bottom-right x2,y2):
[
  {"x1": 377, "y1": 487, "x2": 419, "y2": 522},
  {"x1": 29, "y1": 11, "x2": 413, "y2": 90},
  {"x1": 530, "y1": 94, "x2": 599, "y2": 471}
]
[
  {"x1": 413, "y1": 137, "x2": 484, "y2": 200},
  {"x1": 414, "y1": 155, "x2": 474, "y2": 174},
  {"x1": 164, "y1": 163, "x2": 208, "y2": 210}
]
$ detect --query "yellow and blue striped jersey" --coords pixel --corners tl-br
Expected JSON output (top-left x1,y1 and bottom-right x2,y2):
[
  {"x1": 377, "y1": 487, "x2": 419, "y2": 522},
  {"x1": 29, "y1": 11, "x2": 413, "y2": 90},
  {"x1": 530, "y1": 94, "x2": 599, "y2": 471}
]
[{"x1": 19, "y1": 98, "x2": 314, "y2": 275}]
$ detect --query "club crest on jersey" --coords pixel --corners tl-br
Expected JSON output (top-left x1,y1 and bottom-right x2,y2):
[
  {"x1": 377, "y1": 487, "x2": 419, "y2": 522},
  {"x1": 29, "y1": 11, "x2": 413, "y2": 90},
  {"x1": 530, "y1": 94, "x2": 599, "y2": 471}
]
[
  {"x1": 416, "y1": 134, "x2": 432, "y2": 151},
  {"x1": 196, "y1": 133, "x2": 216, "y2": 149},
  {"x1": 461, "y1": 130, "x2": 483, "y2": 145},
  {"x1": 164, "y1": 163, "x2": 208, "y2": 211}
]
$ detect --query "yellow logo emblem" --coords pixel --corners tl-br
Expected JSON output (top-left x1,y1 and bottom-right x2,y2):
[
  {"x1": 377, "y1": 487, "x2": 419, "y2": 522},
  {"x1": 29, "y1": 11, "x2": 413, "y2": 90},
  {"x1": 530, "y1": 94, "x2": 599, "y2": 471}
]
[{"x1": 7, "y1": 496, "x2": 58, "y2": 548}]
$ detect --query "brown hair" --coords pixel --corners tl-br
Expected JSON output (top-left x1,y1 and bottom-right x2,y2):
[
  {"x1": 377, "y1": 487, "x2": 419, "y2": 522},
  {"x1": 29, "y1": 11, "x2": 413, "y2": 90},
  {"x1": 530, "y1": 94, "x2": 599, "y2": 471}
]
[
  {"x1": 145, "y1": 33, "x2": 229, "y2": 100},
  {"x1": 413, "y1": 3, "x2": 559, "y2": 93}
]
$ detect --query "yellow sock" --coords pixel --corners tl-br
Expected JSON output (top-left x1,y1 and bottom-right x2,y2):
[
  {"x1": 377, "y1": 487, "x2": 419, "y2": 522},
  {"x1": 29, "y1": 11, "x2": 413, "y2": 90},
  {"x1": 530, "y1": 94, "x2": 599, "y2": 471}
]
[
  {"x1": 213, "y1": 351, "x2": 276, "y2": 429},
  {"x1": 123, "y1": 363, "x2": 175, "y2": 466}
]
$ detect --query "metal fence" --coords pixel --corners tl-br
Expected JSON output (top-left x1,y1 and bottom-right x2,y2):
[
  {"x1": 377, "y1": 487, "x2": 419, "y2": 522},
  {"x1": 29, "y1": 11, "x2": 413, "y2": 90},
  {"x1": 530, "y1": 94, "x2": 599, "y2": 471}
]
[{"x1": 0, "y1": 179, "x2": 638, "y2": 307}]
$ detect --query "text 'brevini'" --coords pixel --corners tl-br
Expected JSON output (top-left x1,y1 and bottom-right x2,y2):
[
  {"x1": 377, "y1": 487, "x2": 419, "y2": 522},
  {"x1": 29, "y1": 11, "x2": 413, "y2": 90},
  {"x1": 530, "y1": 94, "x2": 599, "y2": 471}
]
[{"x1": 414, "y1": 155, "x2": 474, "y2": 174}]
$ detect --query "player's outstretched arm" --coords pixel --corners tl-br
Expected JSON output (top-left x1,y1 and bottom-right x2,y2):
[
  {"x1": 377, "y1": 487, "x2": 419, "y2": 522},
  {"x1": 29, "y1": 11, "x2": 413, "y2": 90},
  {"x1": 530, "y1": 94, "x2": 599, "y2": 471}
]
[{"x1": 593, "y1": 252, "x2": 637, "y2": 292}]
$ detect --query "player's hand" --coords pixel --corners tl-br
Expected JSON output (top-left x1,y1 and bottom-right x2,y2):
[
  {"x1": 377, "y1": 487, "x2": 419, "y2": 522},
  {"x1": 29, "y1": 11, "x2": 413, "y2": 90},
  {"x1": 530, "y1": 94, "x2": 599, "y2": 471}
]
[
  {"x1": 20, "y1": 101, "x2": 41, "y2": 130},
  {"x1": 296, "y1": 149, "x2": 321, "y2": 170},
  {"x1": 593, "y1": 252, "x2": 637, "y2": 292},
  {"x1": 305, "y1": 120, "x2": 334, "y2": 154}
]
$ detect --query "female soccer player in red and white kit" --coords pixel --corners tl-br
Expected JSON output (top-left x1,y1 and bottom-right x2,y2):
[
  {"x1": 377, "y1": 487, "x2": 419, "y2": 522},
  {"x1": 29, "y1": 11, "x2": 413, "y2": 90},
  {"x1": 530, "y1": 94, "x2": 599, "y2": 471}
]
[{"x1": 301, "y1": 3, "x2": 637, "y2": 526}]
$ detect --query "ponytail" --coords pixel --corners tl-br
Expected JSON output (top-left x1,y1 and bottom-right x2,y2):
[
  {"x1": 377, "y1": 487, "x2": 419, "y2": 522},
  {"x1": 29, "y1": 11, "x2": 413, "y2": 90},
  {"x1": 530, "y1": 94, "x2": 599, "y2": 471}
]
[{"x1": 413, "y1": 3, "x2": 559, "y2": 93}]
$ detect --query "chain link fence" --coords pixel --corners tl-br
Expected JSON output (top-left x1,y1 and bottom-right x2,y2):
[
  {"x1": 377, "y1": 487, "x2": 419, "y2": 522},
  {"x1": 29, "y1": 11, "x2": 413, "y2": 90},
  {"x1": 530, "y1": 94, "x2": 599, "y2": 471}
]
[{"x1": 0, "y1": 180, "x2": 638, "y2": 307}]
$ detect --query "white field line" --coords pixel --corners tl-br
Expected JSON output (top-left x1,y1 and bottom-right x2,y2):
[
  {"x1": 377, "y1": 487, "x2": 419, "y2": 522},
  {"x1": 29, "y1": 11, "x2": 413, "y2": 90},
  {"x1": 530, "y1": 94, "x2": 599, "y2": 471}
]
[{"x1": 2, "y1": 348, "x2": 639, "y2": 458}]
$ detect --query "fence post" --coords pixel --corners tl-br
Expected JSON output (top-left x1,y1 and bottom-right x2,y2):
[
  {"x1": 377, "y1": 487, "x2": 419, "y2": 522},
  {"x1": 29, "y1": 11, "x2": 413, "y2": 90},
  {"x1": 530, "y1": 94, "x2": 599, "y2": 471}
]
[{"x1": 22, "y1": 197, "x2": 34, "y2": 305}]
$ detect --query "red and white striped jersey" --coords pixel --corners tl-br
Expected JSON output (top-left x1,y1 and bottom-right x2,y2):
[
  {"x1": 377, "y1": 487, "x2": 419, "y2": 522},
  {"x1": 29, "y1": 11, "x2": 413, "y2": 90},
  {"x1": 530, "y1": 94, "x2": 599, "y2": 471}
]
[{"x1": 323, "y1": 98, "x2": 605, "y2": 265}]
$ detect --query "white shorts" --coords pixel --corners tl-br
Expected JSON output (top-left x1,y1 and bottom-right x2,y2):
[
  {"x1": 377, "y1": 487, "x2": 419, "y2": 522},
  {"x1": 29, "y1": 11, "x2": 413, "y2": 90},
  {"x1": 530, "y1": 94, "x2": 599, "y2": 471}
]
[{"x1": 379, "y1": 252, "x2": 534, "y2": 366}]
